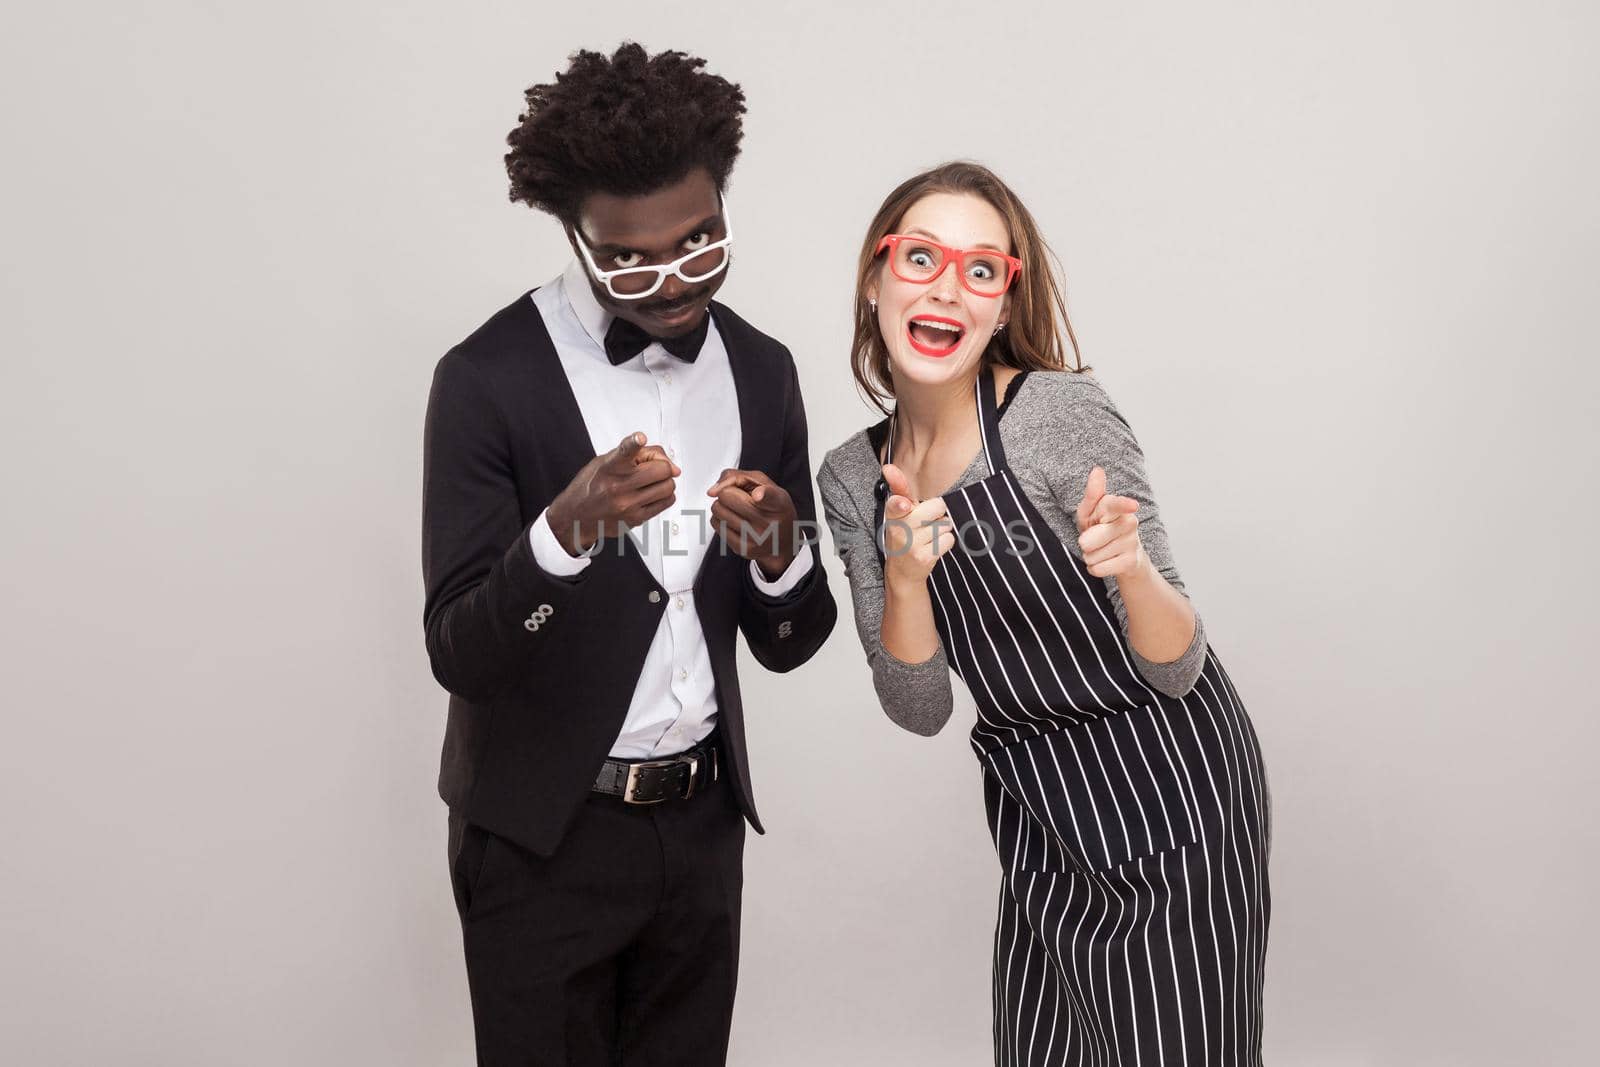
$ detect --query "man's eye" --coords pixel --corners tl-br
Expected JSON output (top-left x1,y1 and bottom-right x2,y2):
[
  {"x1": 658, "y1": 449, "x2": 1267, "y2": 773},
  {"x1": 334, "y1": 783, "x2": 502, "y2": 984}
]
[
  {"x1": 683, "y1": 231, "x2": 711, "y2": 251},
  {"x1": 611, "y1": 252, "x2": 643, "y2": 269}
]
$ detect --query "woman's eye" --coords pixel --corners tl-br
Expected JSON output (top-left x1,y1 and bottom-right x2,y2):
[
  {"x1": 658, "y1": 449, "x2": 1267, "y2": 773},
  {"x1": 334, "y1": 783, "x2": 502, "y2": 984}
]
[
  {"x1": 969, "y1": 263, "x2": 995, "y2": 280},
  {"x1": 683, "y1": 231, "x2": 711, "y2": 251},
  {"x1": 909, "y1": 251, "x2": 935, "y2": 268},
  {"x1": 611, "y1": 252, "x2": 643, "y2": 269}
]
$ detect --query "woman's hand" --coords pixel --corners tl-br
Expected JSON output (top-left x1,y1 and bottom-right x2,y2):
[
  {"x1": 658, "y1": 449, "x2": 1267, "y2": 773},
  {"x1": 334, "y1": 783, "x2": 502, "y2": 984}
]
[
  {"x1": 879, "y1": 462, "x2": 955, "y2": 587},
  {"x1": 1074, "y1": 465, "x2": 1149, "y2": 579}
]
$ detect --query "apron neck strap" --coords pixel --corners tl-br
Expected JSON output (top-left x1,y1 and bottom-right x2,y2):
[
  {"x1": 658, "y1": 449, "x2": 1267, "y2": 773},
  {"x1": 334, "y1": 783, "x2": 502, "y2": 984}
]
[{"x1": 974, "y1": 363, "x2": 1007, "y2": 476}]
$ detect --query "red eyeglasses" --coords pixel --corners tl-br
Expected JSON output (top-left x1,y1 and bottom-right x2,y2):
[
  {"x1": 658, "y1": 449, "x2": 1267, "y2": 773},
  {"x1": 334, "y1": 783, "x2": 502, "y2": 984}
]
[{"x1": 876, "y1": 234, "x2": 1022, "y2": 297}]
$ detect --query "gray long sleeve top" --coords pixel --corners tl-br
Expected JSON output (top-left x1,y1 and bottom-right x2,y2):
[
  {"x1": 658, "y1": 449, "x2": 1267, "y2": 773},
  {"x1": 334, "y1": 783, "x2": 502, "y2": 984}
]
[{"x1": 816, "y1": 369, "x2": 1207, "y2": 737}]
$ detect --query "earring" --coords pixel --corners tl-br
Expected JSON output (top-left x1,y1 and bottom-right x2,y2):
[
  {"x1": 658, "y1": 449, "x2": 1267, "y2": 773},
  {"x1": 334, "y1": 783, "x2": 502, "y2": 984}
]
[
  {"x1": 868, "y1": 298, "x2": 878, "y2": 313},
  {"x1": 994, "y1": 321, "x2": 1007, "y2": 334}
]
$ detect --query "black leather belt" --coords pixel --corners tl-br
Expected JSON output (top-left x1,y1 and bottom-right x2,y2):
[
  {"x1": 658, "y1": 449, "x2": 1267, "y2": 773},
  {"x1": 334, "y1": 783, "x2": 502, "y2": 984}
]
[{"x1": 592, "y1": 738, "x2": 720, "y2": 805}]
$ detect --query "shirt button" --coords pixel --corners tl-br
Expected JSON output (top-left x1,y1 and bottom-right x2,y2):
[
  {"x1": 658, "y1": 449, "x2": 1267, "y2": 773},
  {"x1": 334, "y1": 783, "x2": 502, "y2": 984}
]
[
  {"x1": 678, "y1": 668, "x2": 689, "y2": 681},
  {"x1": 648, "y1": 590, "x2": 661, "y2": 603},
  {"x1": 675, "y1": 596, "x2": 685, "y2": 609},
  {"x1": 670, "y1": 521, "x2": 680, "y2": 535}
]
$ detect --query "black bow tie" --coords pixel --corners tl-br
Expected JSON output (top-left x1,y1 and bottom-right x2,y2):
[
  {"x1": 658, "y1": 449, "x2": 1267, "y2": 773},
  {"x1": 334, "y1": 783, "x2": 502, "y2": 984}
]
[{"x1": 603, "y1": 311, "x2": 710, "y2": 366}]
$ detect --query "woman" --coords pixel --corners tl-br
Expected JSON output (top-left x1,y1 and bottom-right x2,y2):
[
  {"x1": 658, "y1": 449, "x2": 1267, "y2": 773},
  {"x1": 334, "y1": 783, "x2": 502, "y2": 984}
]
[{"x1": 817, "y1": 161, "x2": 1270, "y2": 1066}]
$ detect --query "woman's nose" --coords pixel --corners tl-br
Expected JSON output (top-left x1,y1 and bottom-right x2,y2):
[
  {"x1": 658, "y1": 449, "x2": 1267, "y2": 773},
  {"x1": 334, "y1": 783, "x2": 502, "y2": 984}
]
[{"x1": 927, "y1": 266, "x2": 962, "y2": 303}]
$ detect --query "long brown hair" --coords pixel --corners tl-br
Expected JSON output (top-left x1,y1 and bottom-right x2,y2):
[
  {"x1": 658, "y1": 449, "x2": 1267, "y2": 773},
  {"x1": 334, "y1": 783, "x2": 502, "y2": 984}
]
[{"x1": 850, "y1": 160, "x2": 1086, "y2": 413}]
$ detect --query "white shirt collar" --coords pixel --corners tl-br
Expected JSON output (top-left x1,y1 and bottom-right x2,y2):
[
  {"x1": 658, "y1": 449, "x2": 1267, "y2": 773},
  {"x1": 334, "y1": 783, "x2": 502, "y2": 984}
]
[{"x1": 560, "y1": 258, "x2": 612, "y2": 352}]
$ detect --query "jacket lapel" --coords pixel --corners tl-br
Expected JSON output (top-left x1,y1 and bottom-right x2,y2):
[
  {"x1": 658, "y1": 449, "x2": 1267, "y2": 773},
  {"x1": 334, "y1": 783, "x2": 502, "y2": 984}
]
[
  {"x1": 714, "y1": 302, "x2": 774, "y2": 475},
  {"x1": 514, "y1": 289, "x2": 605, "y2": 490},
  {"x1": 693, "y1": 303, "x2": 779, "y2": 592}
]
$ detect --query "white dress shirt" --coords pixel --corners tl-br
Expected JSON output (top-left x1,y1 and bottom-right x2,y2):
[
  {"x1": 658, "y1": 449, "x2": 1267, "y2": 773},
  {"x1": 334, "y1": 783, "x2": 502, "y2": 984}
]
[{"x1": 527, "y1": 261, "x2": 814, "y2": 758}]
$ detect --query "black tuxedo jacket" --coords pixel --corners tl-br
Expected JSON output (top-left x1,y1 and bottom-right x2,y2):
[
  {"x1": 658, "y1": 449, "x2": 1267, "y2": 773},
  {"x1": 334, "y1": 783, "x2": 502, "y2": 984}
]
[{"x1": 421, "y1": 290, "x2": 837, "y2": 856}]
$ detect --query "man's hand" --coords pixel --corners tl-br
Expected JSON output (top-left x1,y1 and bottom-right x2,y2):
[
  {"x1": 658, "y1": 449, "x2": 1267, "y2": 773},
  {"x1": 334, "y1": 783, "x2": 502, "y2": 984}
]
[
  {"x1": 706, "y1": 468, "x2": 800, "y2": 578},
  {"x1": 1074, "y1": 465, "x2": 1148, "y2": 579},
  {"x1": 547, "y1": 432, "x2": 680, "y2": 556}
]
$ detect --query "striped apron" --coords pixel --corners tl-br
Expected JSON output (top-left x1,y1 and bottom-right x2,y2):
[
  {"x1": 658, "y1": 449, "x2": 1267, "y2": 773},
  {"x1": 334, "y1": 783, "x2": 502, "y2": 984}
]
[{"x1": 874, "y1": 369, "x2": 1271, "y2": 1066}]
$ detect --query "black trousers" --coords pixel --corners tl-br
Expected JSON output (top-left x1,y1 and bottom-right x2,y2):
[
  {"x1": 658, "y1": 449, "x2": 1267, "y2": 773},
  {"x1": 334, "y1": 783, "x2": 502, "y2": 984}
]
[{"x1": 447, "y1": 768, "x2": 746, "y2": 1066}]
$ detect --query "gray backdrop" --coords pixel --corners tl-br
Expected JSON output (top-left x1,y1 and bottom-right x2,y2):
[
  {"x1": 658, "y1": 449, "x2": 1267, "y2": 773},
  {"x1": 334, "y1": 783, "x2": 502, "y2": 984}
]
[{"x1": 4, "y1": 1, "x2": 1596, "y2": 1063}]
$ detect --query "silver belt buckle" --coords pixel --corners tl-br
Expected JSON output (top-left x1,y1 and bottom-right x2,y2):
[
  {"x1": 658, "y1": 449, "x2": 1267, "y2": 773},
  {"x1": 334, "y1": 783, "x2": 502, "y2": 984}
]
[
  {"x1": 682, "y1": 755, "x2": 701, "y2": 800},
  {"x1": 623, "y1": 758, "x2": 680, "y2": 804}
]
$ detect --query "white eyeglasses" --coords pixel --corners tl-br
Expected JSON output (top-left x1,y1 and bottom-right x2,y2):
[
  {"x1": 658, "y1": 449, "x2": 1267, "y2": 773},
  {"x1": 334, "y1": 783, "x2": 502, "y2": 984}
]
[{"x1": 573, "y1": 204, "x2": 734, "y2": 300}]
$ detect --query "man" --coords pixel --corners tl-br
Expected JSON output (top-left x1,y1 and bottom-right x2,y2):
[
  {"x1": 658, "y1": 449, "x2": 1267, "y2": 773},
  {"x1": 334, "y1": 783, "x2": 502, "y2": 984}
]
[{"x1": 421, "y1": 43, "x2": 836, "y2": 1065}]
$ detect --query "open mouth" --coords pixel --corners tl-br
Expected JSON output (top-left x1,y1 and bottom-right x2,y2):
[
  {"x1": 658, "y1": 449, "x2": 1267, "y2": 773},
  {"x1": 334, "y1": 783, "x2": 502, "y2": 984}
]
[{"x1": 906, "y1": 315, "x2": 966, "y2": 358}]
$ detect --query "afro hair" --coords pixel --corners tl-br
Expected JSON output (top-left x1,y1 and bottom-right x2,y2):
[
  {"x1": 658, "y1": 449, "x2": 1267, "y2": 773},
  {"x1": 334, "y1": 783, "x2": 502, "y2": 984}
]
[{"x1": 504, "y1": 43, "x2": 747, "y2": 223}]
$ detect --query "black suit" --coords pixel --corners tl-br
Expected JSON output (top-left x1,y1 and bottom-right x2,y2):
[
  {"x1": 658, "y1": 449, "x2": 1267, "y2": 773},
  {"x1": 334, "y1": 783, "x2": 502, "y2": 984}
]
[{"x1": 421, "y1": 289, "x2": 836, "y2": 1063}]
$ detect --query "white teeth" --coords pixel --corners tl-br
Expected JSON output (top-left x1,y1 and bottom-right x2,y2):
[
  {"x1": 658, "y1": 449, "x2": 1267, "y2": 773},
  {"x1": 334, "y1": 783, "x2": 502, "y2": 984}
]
[{"x1": 912, "y1": 319, "x2": 962, "y2": 333}]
